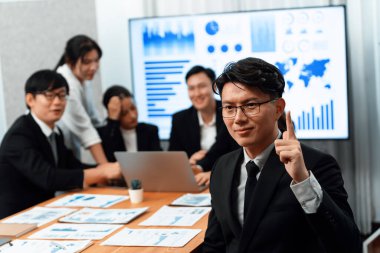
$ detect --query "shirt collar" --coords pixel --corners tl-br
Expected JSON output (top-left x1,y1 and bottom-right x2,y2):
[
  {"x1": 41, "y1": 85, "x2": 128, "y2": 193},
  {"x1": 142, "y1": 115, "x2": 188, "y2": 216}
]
[
  {"x1": 197, "y1": 111, "x2": 216, "y2": 127},
  {"x1": 243, "y1": 129, "x2": 282, "y2": 170},
  {"x1": 30, "y1": 112, "x2": 60, "y2": 138},
  {"x1": 120, "y1": 127, "x2": 136, "y2": 135}
]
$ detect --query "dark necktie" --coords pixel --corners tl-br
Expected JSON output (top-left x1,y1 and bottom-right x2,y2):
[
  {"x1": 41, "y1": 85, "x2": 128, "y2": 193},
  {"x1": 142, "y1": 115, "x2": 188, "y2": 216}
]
[
  {"x1": 49, "y1": 133, "x2": 58, "y2": 165},
  {"x1": 244, "y1": 160, "x2": 260, "y2": 219}
]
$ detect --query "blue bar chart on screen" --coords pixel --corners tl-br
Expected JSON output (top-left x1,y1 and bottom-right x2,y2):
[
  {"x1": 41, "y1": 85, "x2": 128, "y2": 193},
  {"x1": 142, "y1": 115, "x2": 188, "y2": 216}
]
[{"x1": 129, "y1": 6, "x2": 349, "y2": 140}]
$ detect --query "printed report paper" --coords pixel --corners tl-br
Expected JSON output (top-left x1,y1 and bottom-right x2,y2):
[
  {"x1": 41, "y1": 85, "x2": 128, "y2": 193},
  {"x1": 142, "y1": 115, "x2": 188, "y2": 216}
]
[
  {"x1": 46, "y1": 194, "x2": 128, "y2": 208},
  {"x1": 29, "y1": 223, "x2": 122, "y2": 240},
  {"x1": 59, "y1": 207, "x2": 148, "y2": 224},
  {"x1": 139, "y1": 205, "x2": 211, "y2": 226},
  {"x1": 1, "y1": 207, "x2": 75, "y2": 226},
  {"x1": 171, "y1": 193, "x2": 211, "y2": 206},
  {"x1": 0, "y1": 239, "x2": 92, "y2": 253},
  {"x1": 101, "y1": 228, "x2": 201, "y2": 247}
]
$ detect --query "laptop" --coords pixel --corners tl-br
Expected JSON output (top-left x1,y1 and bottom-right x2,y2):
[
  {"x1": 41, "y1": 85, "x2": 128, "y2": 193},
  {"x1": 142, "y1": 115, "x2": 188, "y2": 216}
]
[{"x1": 115, "y1": 151, "x2": 207, "y2": 192}]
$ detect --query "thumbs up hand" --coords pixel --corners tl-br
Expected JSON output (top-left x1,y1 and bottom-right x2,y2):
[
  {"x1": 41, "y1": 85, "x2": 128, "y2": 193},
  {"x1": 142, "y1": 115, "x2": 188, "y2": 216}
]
[{"x1": 274, "y1": 111, "x2": 309, "y2": 183}]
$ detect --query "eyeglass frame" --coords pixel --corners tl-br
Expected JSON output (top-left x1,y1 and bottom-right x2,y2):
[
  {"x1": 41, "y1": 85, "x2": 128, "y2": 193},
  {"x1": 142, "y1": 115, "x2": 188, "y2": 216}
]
[
  {"x1": 35, "y1": 90, "x2": 69, "y2": 101},
  {"x1": 220, "y1": 98, "x2": 278, "y2": 118}
]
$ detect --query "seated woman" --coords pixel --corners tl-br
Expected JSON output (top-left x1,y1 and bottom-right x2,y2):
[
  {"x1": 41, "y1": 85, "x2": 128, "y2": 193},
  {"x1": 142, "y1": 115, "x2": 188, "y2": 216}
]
[{"x1": 97, "y1": 85, "x2": 162, "y2": 162}]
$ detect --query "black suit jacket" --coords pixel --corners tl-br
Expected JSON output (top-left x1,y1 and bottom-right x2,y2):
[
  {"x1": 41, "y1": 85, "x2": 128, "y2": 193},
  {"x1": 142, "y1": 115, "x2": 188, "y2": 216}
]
[
  {"x1": 203, "y1": 146, "x2": 362, "y2": 253},
  {"x1": 169, "y1": 100, "x2": 238, "y2": 171},
  {"x1": 0, "y1": 114, "x2": 87, "y2": 219},
  {"x1": 97, "y1": 119, "x2": 162, "y2": 162}
]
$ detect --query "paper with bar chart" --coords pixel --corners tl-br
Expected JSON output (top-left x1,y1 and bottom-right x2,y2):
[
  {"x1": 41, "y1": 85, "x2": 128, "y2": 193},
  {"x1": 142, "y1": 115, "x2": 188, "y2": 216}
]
[
  {"x1": 139, "y1": 205, "x2": 211, "y2": 226},
  {"x1": 46, "y1": 194, "x2": 128, "y2": 208},
  {"x1": 101, "y1": 227, "x2": 201, "y2": 247},
  {"x1": 29, "y1": 223, "x2": 122, "y2": 240}
]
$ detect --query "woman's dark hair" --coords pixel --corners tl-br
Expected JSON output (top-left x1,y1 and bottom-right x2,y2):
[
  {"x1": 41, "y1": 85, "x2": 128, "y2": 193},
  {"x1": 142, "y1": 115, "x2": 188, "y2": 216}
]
[
  {"x1": 102, "y1": 85, "x2": 132, "y2": 109},
  {"x1": 24, "y1": 70, "x2": 69, "y2": 109},
  {"x1": 213, "y1": 57, "x2": 285, "y2": 99},
  {"x1": 55, "y1": 34, "x2": 102, "y2": 70},
  {"x1": 185, "y1": 65, "x2": 216, "y2": 83}
]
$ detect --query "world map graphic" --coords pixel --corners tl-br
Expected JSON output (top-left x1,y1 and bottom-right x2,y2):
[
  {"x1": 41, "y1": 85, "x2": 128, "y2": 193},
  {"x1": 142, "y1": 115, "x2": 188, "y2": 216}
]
[{"x1": 275, "y1": 58, "x2": 331, "y2": 90}]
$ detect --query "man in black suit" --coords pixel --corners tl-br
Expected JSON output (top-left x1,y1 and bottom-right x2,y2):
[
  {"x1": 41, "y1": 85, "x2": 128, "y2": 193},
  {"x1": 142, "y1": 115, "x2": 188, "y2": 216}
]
[
  {"x1": 169, "y1": 66, "x2": 239, "y2": 186},
  {"x1": 203, "y1": 57, "x2": 362, "y2": 253},
  {"x1": 97, "y1": 85, "x2": 162, "y2": 162},
  {"x1": 0, "y1": 70, "x2": 121, "y2": 219}
]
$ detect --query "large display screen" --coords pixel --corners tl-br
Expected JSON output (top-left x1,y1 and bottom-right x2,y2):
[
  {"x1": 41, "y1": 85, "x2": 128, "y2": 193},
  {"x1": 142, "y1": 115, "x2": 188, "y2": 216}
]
[{"x1": 129, "y1": 6, "x2": 349, "y2": 140}]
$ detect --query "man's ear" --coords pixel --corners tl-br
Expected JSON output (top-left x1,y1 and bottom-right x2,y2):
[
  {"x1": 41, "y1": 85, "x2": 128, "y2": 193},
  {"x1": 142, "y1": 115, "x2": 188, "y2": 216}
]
[
  {"x1": 275, "y1": 98, "x2": 286, "y2": 120},
  {"x1": 25, "y1": 93, "x2": 34, "y2": 109}
]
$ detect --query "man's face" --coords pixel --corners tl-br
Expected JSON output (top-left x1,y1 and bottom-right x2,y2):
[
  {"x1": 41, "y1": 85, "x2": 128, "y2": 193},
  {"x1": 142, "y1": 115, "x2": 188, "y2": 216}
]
[
  {"x1": 72, "y1": 49, "x2": 100, "y2": 82},
  {"x1": 221, "y1": 82, "x2": 284, "y2": 155},
  {"x1": 187, "y1": 72, "x2": 215, "y2": 111},
  {"x1": 120, "y1": 97, "x2": 138, "y2": 130},
  {"x1": 26, "y1": 87, "x2": 67, "y2": 129}
]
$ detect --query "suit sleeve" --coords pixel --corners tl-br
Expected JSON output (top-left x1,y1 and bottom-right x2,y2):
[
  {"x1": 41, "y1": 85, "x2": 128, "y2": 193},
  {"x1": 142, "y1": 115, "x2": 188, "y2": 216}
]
[
  {"x1": 5, "y1": 132, "x2": 84, "y2": 191},
  {"x1": 198, "y1": 126, "x2": 239, "y2": 171},
  {"x1": 306, "y1": 154, "x2": 362, "y2": 253},
  {"x1": 203, "y1": 162, "x2": 227, "y2": 252},
  {"x1": 168, "y1": 114, "x2": 182, "y2": 151},
  {"x1": 97, "y1": 119, "x2": 122, "y2": 162},
  {"x1": 148, "y1": 125, "x2": 162, "y2": 151},
  {"x1": 203, "y1": 208, "x2": 226, "y2": 252}
]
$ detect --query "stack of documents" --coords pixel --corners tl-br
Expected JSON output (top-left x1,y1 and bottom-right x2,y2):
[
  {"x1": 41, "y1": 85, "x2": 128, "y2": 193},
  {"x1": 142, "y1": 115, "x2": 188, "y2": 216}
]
[{"x1": 0, "y1": 223, "x2": 37, "y2": 237}]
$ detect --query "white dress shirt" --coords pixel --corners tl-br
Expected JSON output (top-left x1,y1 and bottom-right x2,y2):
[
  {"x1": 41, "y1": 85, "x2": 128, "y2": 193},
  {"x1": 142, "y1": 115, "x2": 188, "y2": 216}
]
[
  {"x1": 57, "y1": 64, "x2": 102, "y2": 157},
  {"x1": 31, "y1": 112, "x2": 60, "y2": 138},
  {"x1": 197, "y1": 111, "x2": 216, "y2": 151},
  {"x1": 120, "y1": 128, "x2": 138, "y2": 152}
]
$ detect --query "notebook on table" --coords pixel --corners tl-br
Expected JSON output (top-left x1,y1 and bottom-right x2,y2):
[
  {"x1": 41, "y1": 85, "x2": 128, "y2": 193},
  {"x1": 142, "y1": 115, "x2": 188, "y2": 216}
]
[
  {"x1": 115, "y1": 151, "x2": 207, "y2": 192},
  {"x1": 0, "y1": 223, "x2": 37, "y2": 237}
]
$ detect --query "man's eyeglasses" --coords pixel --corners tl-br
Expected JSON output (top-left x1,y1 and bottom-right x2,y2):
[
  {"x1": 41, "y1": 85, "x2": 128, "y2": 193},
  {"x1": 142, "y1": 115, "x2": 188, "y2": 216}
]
[
  {"x1": 220, "y1": 99, "x2": 278, "y2": 118},
  {"x1": 36, "y1": 91, "x2": 68, "y2": 101}
]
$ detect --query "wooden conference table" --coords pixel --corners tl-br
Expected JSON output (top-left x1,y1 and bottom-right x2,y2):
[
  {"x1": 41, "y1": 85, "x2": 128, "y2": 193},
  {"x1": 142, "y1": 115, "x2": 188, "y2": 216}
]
[{"x1": 2, "y1": 187, "x2": 209, "y2": 253}]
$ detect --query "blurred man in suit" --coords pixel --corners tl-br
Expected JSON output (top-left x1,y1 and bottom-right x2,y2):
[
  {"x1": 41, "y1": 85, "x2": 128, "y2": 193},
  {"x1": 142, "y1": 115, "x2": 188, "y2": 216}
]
[
  {"x1": 169, "y1": 65, "x2": 238, "y2": 186},
  {"x1": 0, "y1": 70, "x2": 121, "y2": 219},
  {"x1": 203, "y1": 57, "x2": 361, "y2": 253}
]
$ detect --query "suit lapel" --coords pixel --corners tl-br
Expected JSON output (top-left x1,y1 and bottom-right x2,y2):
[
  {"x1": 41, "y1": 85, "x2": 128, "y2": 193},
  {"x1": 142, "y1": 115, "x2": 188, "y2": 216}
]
[
  {"x1": 55, "y1": 129, "x2": 66, "y2": 167},
  {"x1": 189, "y1": 107, "x2": 201, "y2": 151},
  {"x1": 136, "y1": 123, "x2": 143, "y2": 151},
  {"x1": 217, "y1": 149, "x2": 244, "y2": 237},
  {"x1": 26, "y1": 114, "x2": 56, "y2": 166},
  {"x1": 239, "y1": 148, "x2": 287, "y2": 252}
]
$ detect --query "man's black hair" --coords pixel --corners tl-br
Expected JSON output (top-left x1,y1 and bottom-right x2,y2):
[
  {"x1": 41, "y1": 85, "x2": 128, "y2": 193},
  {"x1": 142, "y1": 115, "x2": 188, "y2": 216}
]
[
  {"x1": 25, "y1": 69, "x2": 69, "y2": 95},
  {"x1": 185, "y1": 65, "x2": 216, "y2": 83},
  {"x1": 213, "y1": 57, "x2": 285, "y2": 98}
]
